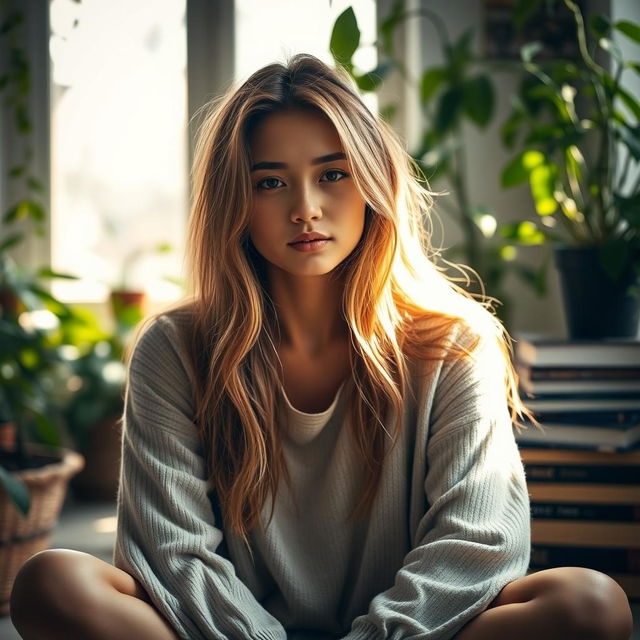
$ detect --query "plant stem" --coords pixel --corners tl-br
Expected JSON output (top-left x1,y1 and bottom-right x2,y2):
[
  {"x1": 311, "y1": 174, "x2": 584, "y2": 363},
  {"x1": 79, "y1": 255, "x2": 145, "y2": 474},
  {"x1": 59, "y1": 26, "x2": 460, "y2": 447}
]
[{"x1": 564, "y1": 0, "x2": 611, "y2": 241}]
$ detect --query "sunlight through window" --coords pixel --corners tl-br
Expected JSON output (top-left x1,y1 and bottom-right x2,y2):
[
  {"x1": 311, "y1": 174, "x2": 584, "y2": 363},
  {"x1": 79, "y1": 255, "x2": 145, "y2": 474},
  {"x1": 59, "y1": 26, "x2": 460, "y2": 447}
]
[{"x1": 50, "y1": 0, "x2": 188, "y2": 302}]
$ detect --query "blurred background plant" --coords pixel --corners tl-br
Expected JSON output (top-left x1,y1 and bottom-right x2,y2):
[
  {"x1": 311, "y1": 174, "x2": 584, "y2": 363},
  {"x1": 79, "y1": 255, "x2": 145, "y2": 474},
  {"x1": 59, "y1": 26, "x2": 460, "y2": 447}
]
[
  {"x1": 500, "y1": 0, "x2": 640, "y2": 285},
  {"x1": 0, "y1": 5, "x2": 79, "y2": 516},
  {"x1": 329, "y1": 0, "x2": 548, "y2": 327},
  {"x1": 0, "y1": 1, "x2": 142, "y2": 512}
]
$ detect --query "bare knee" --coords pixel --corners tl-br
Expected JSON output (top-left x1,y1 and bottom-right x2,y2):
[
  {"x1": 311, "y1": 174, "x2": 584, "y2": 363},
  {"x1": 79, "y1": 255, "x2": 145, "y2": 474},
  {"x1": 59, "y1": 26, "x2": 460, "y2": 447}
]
[
  {"x1": 535, "y1": 567, "x2": 633, "y2": 640},
  {"x1": 10, "y1": 549, "x2": 111, "y2": 636}
]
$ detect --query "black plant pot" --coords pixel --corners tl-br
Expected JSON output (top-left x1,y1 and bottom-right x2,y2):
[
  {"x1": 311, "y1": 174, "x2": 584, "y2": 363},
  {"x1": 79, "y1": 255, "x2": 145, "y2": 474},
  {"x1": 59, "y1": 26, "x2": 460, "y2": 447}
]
[{"x1": 554, "y1": 246, "x2": 640, "y2": 339}]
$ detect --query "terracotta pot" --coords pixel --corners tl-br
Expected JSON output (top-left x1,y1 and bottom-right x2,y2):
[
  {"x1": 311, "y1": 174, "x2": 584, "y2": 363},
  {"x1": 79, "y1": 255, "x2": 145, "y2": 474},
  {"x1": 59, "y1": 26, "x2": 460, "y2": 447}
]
[
  {"x1": 109, "y1": 290, "x2": 146, "y2": 314},
  {"x1": 0, "y1": 446, "x2": 84, "y2": 615}
]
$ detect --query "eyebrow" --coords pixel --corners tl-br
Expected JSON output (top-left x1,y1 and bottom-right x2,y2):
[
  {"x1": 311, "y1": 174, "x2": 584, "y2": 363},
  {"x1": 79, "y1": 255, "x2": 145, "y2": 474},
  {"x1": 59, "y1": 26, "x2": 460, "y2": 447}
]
[{"x1": 250, "y1": 152, "x2": 347, "y2": 172}]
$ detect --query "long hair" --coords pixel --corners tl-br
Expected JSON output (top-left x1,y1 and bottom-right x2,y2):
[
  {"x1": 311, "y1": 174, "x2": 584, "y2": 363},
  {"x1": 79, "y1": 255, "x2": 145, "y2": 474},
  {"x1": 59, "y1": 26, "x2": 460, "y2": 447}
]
[{"x1": 145, "y1": 54, "x2": 530, "y2": 544}]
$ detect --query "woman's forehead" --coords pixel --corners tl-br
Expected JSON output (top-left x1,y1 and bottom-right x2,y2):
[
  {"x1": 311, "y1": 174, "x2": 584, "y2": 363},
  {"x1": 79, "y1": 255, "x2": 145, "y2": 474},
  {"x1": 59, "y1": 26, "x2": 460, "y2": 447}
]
[{"x1": 249, "y1": 109, "x2": 343, "y2": 161}]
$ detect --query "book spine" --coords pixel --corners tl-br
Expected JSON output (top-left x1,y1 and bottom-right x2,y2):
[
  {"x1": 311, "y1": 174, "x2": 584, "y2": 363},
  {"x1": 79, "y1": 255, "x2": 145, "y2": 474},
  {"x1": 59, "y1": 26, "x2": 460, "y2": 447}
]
[
  {"x1": 525, "y1": 463, "x2": 640, "y2": 484},
  {"x1": 524, "y1": 411, "x2": 640, "y2": 424},
  {"x1": 530, "y1": 545, "x2": 640, "y2": 573},
  {"x1": 530, "y1": 502, "x2": 640, "y2": 522},
  {"x1": 520, "y1": 447, "x2": 640, "y2": 465},
  {"x1": 527, "y1": 483, "x2": 640, "y2": 503},
  {"x1": 529, "y1": 368, "x2": 640, "y2": 381},
  {"x1": 531, "y1": 520, "x2": 640, "y2": 547}
]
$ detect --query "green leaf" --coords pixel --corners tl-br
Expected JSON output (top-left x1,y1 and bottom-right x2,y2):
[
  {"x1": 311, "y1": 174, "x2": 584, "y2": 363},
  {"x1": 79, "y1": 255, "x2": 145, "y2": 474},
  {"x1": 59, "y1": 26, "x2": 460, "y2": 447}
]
[
  {"x1": 590, "y1": 14, "x2": 611, "y2": 38},
  {"x1": 27, "y1": 176, "x2": 44, "y2": 193},
  {"x1": 32, "y1": 412, "x2": 61, "y2": 447},
  {"x1": 565, "y1": 144, "x2": 585, "y2": 184},
  {"x1": 530, "y1": 164, "x2": 559, "y2": 215},
  {"x1": 420, "y1": 68, "x2": 447, "y2": 104},
  {"x1": 448, "y1": 28, "x2": 473, "y2": 69},
  {"x1": 435, "y1": 86, "x2": 464, "y2": 133},
  {"x1": 499, "y1": 221, "x2": 546, "y2": 244},
  {"x1": 4, "y1": 200, "x2": 45, "y2": 223},
  {"x1": 354, "y1": 62, "x2": 392, "y2": 92},
  {"x1": 626, "y1": 61, "x2": 640, "y2": 75},
  {"x1": 501, "y1": 150, "x2": 545, "y2": 188},
  {"x1": 462, "y1": 75, "x2": 494, "y2": 127},
  {"x1": 8, "y1": 165, "x2": 25, "y2": 178},
  {"x1": 330, "y1": 7, "x2": 360, "y2": 66},
  {"x1": 617, "y1": 123, "x2": 640, "y2": 161},
  {"x1": 0, "y1": 466, "x2": 30, "y2": 517},
  {"x1": 0, "y1": 233, "x2": 24, "y2": 252},
  {"x1": 500, "y1": 107, "x2": 525, "y2": 148},
  {"x1": 614, "y1": 20, "x2": 640, "y2": 44},
  {"x1": 618, "y1": 85, "x2": 640, "y2": 122},
  {"x1": 36, "y1": 268, "x2": 78, "y2": 281}
]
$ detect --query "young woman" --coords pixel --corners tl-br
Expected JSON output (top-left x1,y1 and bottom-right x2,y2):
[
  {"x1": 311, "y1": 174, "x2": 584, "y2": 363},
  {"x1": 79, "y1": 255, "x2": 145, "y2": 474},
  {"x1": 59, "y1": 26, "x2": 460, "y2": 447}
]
[{"x1": 10, "y1": 54, "x2": 632, "y2": 640}]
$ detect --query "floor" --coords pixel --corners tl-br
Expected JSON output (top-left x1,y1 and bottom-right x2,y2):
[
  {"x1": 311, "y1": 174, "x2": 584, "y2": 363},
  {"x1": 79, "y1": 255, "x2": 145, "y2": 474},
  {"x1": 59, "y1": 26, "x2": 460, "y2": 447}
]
[{"x1": 0, "y1": 495, "x2": 639, "y2": 639}]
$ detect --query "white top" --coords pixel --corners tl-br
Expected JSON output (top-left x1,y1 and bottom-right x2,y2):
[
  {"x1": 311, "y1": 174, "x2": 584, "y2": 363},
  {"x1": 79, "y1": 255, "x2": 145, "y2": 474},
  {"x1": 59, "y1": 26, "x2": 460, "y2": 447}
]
[{"x1": 281, "y1": 380, "x2": 347, "y2": 444}]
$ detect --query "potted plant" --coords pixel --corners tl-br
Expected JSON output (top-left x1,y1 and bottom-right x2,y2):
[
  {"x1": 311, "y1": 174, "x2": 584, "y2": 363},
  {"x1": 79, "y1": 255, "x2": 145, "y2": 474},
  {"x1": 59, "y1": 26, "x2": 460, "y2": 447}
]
[
  {"x1": 0, "y1": 5, "x2": 84, "y2": 614},
  {"x1": 329, "y1": 3, "x2": 548, "y2": 328},
  {"x1": 0, "y1": 253, "x2": 85, "y2": 614},
  {"x1": 500, "y1": 0, "x2": 640, "y2": 338}
]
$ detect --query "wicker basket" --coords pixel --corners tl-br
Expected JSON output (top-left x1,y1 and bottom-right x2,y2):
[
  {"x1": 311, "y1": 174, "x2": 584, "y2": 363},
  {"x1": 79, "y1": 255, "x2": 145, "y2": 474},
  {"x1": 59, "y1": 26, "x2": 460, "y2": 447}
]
[{"x1": 0, "y1": 446, "x2": 84, "y2": 615}]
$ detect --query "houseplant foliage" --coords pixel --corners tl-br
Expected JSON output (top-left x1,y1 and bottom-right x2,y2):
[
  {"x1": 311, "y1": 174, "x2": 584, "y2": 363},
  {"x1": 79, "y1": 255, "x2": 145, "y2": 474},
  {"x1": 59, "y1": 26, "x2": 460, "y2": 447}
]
[
  {"x1": 330, "y1": 3, "x2": 547, "y2": 327},
  {"x1": 500, "y1": 0, "x2": 640, "y2": 336},
  {"x1": 0, "y1": 1, "x2": 86, "y2": 516}
]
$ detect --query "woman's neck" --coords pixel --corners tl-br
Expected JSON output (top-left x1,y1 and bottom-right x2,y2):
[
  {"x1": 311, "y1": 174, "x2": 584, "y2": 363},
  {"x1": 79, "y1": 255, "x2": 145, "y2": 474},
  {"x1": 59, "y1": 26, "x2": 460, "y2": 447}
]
[{"x1": 267, "y1": 269, "x2": 349, "y2": 356}]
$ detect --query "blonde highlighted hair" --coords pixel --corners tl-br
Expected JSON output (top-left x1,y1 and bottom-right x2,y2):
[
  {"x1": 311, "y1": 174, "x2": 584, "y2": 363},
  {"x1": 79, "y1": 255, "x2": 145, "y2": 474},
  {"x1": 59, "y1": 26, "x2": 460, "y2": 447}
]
[{"x1": 139, "y1": 54, "x2": 530, "y2": 544}]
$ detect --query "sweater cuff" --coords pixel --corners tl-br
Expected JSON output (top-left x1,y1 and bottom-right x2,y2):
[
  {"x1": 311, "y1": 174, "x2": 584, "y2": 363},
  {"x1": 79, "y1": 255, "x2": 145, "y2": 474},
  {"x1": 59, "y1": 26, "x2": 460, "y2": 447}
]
[
  {"x1": 251, "y1": 630, "x2": 288, "y2": 640},
  {"x1": 341, "y1": 621, "x2": 382, "y2": 640}
]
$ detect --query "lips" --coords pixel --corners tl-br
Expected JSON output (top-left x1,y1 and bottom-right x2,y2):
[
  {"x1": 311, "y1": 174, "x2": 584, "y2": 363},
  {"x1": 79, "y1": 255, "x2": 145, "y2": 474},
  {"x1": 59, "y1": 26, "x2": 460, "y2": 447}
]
[{"x1": 288, "y1": 232, "x2": 330, "y2": 245}]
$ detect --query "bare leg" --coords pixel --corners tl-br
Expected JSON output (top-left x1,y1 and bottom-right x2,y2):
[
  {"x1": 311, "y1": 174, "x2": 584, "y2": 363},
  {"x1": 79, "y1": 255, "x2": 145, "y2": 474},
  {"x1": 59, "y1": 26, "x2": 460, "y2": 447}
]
[
  {"x1": 454, "y1": 567, "x2": 633, "y2": 640},
  {"x1": 10, "y1": 548, "x2": 179, "y2": 640}
]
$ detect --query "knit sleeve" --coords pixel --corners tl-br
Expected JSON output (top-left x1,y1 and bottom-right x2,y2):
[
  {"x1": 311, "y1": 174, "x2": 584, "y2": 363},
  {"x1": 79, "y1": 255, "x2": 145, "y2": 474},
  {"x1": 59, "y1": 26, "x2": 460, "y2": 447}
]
[
  {"x1": 113, "y1": 314, "x2": 287, "y2": 640},
  {"x1": 342, "y1": 329, "x2": 531, "y2": 640}
]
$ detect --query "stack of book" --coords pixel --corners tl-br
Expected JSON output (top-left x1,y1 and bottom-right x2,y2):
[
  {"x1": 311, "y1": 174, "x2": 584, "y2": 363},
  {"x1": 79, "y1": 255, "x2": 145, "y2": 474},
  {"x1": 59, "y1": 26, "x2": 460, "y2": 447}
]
[
  {"x1": 514, "y1": 336, "x2": 640, "y2": 452},
  {"x1": 522, "y1": 447, "x2": 640, "y2": 599},
  {"x1": 513, "y1": 335, "x2": 640, "y2": 600}
]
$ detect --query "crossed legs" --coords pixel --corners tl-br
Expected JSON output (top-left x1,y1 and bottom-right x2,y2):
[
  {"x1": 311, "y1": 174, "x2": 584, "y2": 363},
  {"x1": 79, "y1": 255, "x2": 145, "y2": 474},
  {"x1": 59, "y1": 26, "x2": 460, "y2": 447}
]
[
  {"x1": 10, "y1": 549, "x2": 634, "y2": 640},
  {"x1": 10, "y1": 549, "x2": 178, "y2": 640},
  {"x1": 455, "y1": 566, "x2": 633, "y2": 640}
]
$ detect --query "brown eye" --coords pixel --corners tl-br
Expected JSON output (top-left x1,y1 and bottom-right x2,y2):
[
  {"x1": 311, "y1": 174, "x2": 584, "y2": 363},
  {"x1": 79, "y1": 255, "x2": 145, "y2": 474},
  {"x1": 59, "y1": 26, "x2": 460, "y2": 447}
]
[
  {"x1": 321, "y1": 170, "x2": 348, "y2": 183},
  {"x1": 257, "y1": 177, "x2": 284, "y2": 190}
]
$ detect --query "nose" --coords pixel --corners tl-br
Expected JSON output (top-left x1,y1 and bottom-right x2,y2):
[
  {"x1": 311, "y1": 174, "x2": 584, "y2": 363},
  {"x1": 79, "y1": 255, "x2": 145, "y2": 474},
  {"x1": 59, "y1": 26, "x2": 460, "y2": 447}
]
[{"x1": 289, "y1": 185, "x2": 322, "y2": 224}]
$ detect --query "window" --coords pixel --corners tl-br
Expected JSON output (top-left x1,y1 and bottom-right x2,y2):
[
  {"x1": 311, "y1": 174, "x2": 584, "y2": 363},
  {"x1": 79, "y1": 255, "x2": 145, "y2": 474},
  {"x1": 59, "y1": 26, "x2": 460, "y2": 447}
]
[
  {"x1": 235, "y1": 0, "x2": 377, "y2": 112},
  {"x1": 49, "y1": 0, "x2": 188, "y2": 302}
]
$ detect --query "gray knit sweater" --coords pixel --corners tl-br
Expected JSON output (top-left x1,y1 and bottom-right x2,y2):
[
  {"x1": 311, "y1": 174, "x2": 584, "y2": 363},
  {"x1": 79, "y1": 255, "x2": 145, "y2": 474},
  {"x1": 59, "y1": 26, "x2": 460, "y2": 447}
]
[{"x1": 113, "y1": 310, "x2": 531, "y2": 640}]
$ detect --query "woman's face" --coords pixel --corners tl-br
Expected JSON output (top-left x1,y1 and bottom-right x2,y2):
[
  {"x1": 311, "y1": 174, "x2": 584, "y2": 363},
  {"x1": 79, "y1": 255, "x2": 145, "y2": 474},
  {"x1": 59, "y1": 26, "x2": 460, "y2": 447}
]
[{"x1": 247, "y1": 109, "x2": 366, "y2": 279}]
